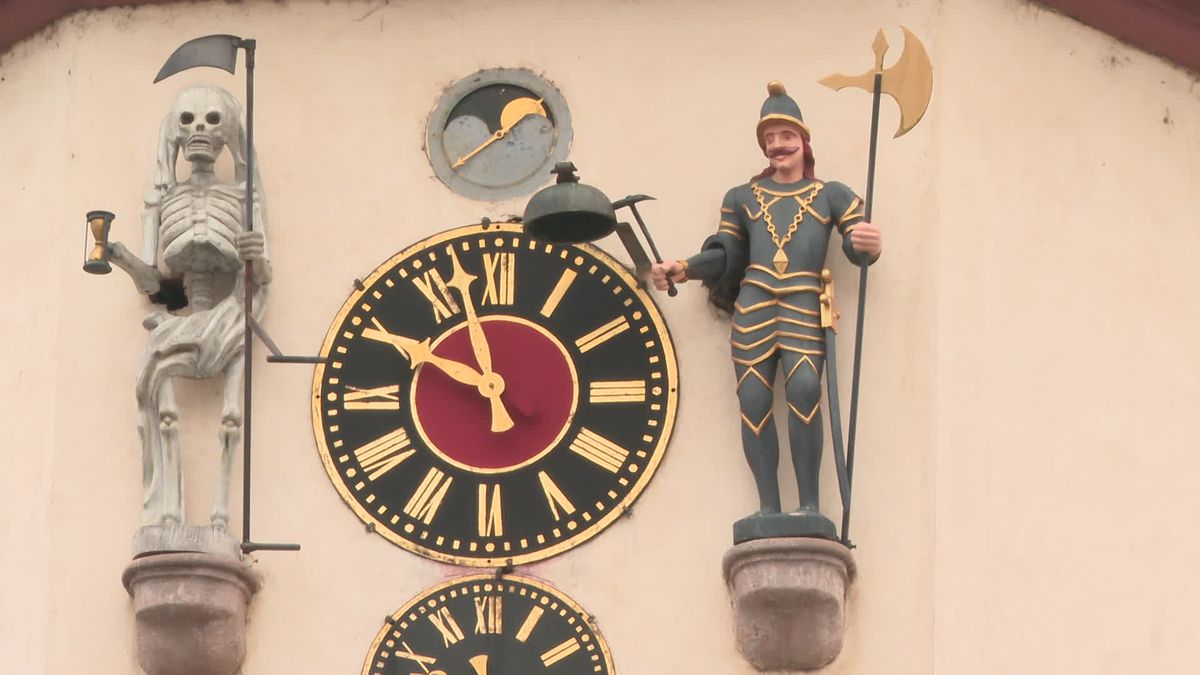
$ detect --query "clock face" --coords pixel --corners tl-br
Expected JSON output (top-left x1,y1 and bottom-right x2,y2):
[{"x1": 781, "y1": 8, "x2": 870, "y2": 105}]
[
  {"x1": 426, "y1": 69, "x2": 572, "y2": 200},
  {"x1": 361, "y1": 574, "x2": 614, "y2": 675},
  {"x1": 313, "y1": 223, "x2": 678, "y2": 566}
]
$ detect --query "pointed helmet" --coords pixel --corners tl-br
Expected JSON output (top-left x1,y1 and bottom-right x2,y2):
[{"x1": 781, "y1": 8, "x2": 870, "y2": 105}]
[{"x1": 756, "y1": 81, "x2": 811, "y2": 149}]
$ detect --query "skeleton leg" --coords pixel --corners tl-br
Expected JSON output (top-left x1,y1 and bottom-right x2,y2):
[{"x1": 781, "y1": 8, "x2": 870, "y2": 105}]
[
  {"x1": 157, "y1": 379, "x2": 184, "y2": 525},
  {"x1": 213, "y1": 356, "x2": 244, "y2": 529},
  {"x1": 734, "y1": 352, "x2": 781, "y2": 513},
  {"x1": 783, "y1": 352, "x2": 824, "y2": 512}
]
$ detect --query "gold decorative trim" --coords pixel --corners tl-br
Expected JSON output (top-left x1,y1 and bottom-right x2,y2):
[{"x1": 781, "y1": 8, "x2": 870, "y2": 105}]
[
  {"x1": 732, "y1": 329, "x2": 824, "y2": 352},
  {"x1": 757, "y1": 113, "x2": 812, "y2": 141},
  {"x1": 741, "y1": 278, "x2": 823, "y2": 295},
  {"x1": 778, "y1": 300, "x2": 822, "y2": 316},
  {"x1": 839, "y1": 197, "x2": 862, "y2": 223},
  {"x1": 750, "y1": 181, "x2": 823, "y2": 198},
  {"x1": 789, "y1": 401, "x2": 820, "y2": 425},
  {"x1": 746, "y1": 264, "x2": 821, "y2": 280},
  {"x1": 785, "y1": 355, "x2": 818, "y2": 380},
  {"x1": 778, "y1": 344, "x2": 825, "y2": 356},
  {"x1": 737, "y1": 366, "x2": 771, "y2": 390},
  {"x1": 732, "y1": 348, "x2": 777, "y2": 367},
  {"x1": 741, "y1": 410, "x2": 774, "y2": 436},
  {"x1": 720, "y1": 207, "x2": 735, "y2": 214}
]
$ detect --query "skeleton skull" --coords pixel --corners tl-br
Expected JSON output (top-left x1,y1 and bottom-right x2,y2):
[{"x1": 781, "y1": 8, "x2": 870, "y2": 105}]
[{"x1": 170, "y1": 86, "x2": 237, "y2": 163}]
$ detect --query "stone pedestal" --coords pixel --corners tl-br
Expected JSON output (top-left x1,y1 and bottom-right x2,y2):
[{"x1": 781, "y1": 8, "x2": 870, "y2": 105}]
[
  {"x1": 722, "y1": 537, "x2": 856, "y2": 672},
  {"x1": 122, "y1": 552, "x2": 261, "y2": 675}
]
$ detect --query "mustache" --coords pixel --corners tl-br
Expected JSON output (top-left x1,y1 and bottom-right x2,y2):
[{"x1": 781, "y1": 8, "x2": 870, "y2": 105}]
[{"x1": 767, "y1": 146, "x2": 801, "y2": 159}]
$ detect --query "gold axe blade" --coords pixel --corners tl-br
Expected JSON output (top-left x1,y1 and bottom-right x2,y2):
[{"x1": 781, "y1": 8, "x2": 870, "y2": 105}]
[{"x1": 819, "y1": 26, "x2": 933, "y2": 138}]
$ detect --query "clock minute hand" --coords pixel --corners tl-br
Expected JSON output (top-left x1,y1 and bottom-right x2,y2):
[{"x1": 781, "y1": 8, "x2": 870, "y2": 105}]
[
  {"x1": 362, "y1": 321, "x2": 482, "y2": 388},
  {"x1": 445, "y1": 250, "x2": 515, "y2": 433}
]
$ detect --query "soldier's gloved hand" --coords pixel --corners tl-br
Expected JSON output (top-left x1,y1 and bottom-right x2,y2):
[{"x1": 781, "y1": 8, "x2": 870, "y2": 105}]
[
  {"x1": 850, "y1": 222, "x2": 883, "y2": 258},
  {"x1": 651, "y1": 260, "x2": 686, "y2": 291},
  {"x1": 237, "y1": 230, "x2": 266, "y2": 262}
]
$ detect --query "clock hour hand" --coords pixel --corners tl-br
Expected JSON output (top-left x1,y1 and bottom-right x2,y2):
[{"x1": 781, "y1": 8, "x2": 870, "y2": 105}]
[
  {"x1": 469, "y1": 654, "x2": 489, "y2": 675},
  {"x1": 362, "y1": 319, "x2": 482, "y2": 388}
]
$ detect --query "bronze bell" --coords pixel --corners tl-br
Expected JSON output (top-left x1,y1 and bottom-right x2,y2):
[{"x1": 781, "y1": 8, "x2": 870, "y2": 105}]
[{"x1": 523, "y1": 162, "x2": 617, "y2": 244}]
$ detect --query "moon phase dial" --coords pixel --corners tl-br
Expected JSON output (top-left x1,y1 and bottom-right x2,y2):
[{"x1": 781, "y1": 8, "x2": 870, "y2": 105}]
[{"x1": 426, "y1": 69, "x2": 572, "y2": 200}]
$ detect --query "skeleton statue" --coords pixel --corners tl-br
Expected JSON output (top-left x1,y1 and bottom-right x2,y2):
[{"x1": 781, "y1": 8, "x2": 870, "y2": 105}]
[{"x1": 109, "y1": 84, "x2": 270, "y2": 531}]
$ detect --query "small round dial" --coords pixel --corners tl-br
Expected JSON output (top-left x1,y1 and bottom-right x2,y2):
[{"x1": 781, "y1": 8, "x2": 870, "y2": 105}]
[
  {"x1": 426, "y1": 69, "x2": 572, "y2": 200},
  {"x1": 312, "y1": 223, "x2": 678, "y2": 566},
  {"x1": 361, "y1": 574, "x2": 615, "y2": 675}
]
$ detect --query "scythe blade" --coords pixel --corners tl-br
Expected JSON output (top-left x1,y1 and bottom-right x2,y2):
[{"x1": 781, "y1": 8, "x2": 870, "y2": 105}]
[{"x1": 153, "y1": 34, "x2": 242, "y2": 83}]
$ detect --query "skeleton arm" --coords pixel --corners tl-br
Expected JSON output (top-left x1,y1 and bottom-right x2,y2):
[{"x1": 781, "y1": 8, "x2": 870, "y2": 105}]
[{"x1": 109, "y1": 241, "x2": 163, "y2": 296}]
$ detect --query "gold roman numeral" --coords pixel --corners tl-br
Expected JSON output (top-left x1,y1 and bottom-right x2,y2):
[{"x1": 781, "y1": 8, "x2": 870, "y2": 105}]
[
  {"x1": 575, "y1": 316, "x2": 630, "y2": 353},
  {"x1": 412, "y1": 268, "x2": 461, "y2": 324},
  {"x1": 344, "y1": 384, "x2": 401, "y2": 410},
  {"x1": 569, "y1": 428, "x2": 629, "y2": 473},
  {"x1": 394, "y1": 642, "x2": 437, "y2": 668},
  {"x1": 477, "y1": 483, "x2": 503, "y2": 537},
  {"x1": 482, "y1": 252, "x2": 515, "y2": 305},
  {"x1": 403, "y1": 468, "x2": 453, "y2": 524},
  {"x1": 540, "y1": 637, "x2": 581, "y2": 667},
  {"x1": 589, "y1": 380, "x2": 647, "y2": 403},
  {"x1": 353, "y1": 428, "x2": 414, "y2": 480},
  {"x1": 537, "y1": 471, "x2": 576, "y2": 521},
  {"x1": 473, "y1": 595, "x2": 502, "y2": 635},
  {"x1": 514, "y1": 606, "x2": 544, "y2": 643},
  {"x1": 540, "y1": 269, "x2": 577, "y2": 318},
  {"x1": 427, "y1": 606, "x2": 465, "y2": 647}
]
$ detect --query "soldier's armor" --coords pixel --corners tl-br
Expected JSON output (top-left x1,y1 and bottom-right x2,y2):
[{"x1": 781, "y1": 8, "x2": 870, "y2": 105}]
[{"x1": 687, "y1": 176, "x2": 866, "y2": 519}]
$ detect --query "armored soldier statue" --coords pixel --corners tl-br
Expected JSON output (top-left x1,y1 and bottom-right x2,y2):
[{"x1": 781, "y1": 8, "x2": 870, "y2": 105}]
[{"x1": 652, "y1": 82, "x2": 882, "y2": 540}]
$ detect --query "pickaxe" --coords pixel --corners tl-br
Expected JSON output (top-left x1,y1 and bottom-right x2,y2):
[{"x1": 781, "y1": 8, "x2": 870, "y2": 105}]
[
  {"x1": 819, "y1": 26, "x2": 933, "y2": 545},
  {"x1": 612, "y1": 195, "x2": 677, "y2": 297}
]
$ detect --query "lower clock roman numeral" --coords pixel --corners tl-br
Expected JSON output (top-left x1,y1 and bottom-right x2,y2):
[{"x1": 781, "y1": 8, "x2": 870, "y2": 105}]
[
  {"x1": 540, "y1": 637, "x2": 581, "y2": 667},
  {"x1": 477, "y1": 484, "x2": 503, "y2": 537},
  {"x1": 514, "y1": 606, "x2": 544, "y2": 643},
  {"x1": 344, "y1": 384, "x2": 401, "y2": 410},
  {"x1": 537, "y1": 471, "x2": 576, "y2": 521},
  {"x1": 473, "y1": 595, "x2": 502, "y2": 635},
  {"x1": 353, "y1": 428, "x2": 414, "y2": 481},
  {"x1": 589, "y1": 379, "x2": 647, "y2": 403},
  {"x1": 403, "y1": 468, "x2": 453, "y2": 524},
  {"x1": 575, "y1": 316, "x2": 630, "y2": 353},
  {"x1": 427, "y1": 606, "x2": 465, "y2": 647},
  {"x1": 569, "y1": 428, "x2": 629, "y2": 473}
]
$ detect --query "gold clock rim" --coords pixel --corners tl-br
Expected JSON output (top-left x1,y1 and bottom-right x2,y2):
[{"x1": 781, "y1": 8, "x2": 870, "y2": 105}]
[
  {"x1": 359, "y1": 572, "x2": 617, "y2": 675},
  {"x1": 312, "y1": 222, "x2": 680, "y2": 568}
]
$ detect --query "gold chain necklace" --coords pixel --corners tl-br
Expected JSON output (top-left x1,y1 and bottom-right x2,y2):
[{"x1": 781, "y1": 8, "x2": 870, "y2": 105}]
[{"x1": 751, "y1": 182, "x2": 823, "y2": 273}]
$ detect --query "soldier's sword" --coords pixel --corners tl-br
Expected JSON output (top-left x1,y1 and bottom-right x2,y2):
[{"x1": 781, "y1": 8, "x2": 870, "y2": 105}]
[{"x1": 820, "y1": 272, "x2": 851, "y2": 538}]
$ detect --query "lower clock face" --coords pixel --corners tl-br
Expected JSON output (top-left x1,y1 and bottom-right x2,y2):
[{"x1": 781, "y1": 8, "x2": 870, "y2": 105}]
[
  {"x1": 313, "y1": 223, "x2": 678, "y2": 566},
  {"x1": 362, "y1": 575, "x2": 614, "y2": 675}
]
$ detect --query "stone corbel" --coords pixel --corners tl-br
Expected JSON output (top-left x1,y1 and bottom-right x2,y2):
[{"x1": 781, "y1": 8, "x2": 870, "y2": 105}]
[
  {"x1": 722, "y1": 538, "x2": 856, "y2": 671},
  {"x1": 122, "y1": 553, "x2": 261, "y2": 675}
]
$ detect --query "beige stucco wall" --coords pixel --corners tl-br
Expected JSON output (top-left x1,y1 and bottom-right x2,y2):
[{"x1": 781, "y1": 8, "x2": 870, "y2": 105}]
[{"x1": 0, "y1": 0, "x2": 1196, "y2": 673}]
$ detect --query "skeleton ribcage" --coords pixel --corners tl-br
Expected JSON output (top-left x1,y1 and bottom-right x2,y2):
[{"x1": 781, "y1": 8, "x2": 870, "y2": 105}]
[{"x1": 159, "y1": 184, "x2": 244, "y2": 275}]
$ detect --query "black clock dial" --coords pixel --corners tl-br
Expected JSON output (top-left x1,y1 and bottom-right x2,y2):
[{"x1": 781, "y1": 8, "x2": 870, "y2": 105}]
[
  {"x1": 313, "y1": 223, "x2": 679, "y2": 566},
  {"x1": 362, "y1": 575, "x2": 615, "y2": 675}
]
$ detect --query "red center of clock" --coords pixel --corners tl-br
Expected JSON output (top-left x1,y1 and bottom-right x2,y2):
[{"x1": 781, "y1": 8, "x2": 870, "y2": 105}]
[{"x1": 412, "y1": 317, "x2": 577, "y2": 472}]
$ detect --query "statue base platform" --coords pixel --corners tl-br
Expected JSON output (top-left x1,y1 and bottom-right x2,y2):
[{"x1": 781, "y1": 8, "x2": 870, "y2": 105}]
[
  {"x1": 133, "y1": 523, "x2": 240, "y2": 559},
  {"x1": 122, "y1": 552, "x2": 261, "y2": 675},
  {"x1": 733, "y1": 510, "x2": 838, "y2": 544},
  {"x1": 722, "y1": 537, "x2": 856, "y2": 671}
]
